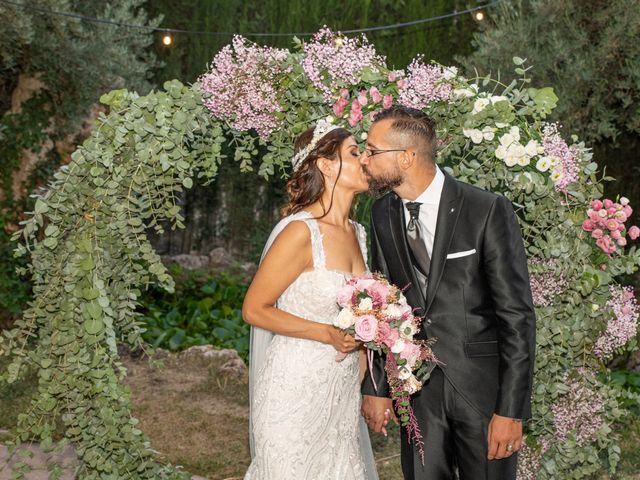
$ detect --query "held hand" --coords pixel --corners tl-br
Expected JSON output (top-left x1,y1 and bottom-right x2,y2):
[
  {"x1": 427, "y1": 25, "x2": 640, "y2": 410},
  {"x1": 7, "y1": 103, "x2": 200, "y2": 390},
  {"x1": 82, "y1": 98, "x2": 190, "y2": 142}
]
[
  {"x1": 361, "y1": 395, "x2": 397, "y2": 436},
  {"x1": 487, "y1": 414, "x2": 523, "y2": 460},
  {"x1": 326, "y1": 326, "x2": 360, "y2": 353}
]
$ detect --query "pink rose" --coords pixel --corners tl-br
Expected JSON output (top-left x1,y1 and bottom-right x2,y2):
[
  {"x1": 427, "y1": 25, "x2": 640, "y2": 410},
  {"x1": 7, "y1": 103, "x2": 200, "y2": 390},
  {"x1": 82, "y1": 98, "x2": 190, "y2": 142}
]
[
  {"x1": 370, "y1": 86, "x2": 383, "y2": 103},
  {"x1": 377, "y1": 322, "x2": 399, "y2": 348},
  {"x1": 598, "y1": 209, "x2": 607, "y2": 218},
  {"x1": 369, "y1": 111, "x2": 378, "y2": 121},
  {"x1": 606, "y1": 219, "x2": 620, "y2": 232},
  {"x1": 611, "y1": 229, "x2": 622, "y2": 240},
  {"x1": 354, "y1": 315, "x2": 378, "y2": 342},
  {"x1": 588, "y1": 210, "x2": 600, "y2": 221},
  {"x1": 614, "y1": 211, "x2": 628, "y2": 222},
  {"x1": 623, "y1": 205, "x2": 633, "y2": 217},
  {"x1": 582, "y1": 219, "x2": 595, "y2": 232},
  {"x1": 382, "y1": 95, "x2": 393, "y2": 109},
  {"x1": 591, "y1": 199, "x2": 603, "y2": 211},
  {"x1": 603, "y1": 199, "x2": 613, "y2": 209},
  {"x1": 617, "y1": 237, "x2": 627, "y2": 247},
  {"x1": 607, "y1": 207, "x2": 617, "y2": 215},
  {"x1": 357, "y1": 90, "x2": 368, "y2": 106},
  {"x1": 396, "y1": 79, "x2": 408, "y2": 89},
  {"x1": 629, "y1": 225, "x2": 640, "y2": 240},
  {"x1": 592, "y1": 229, "x2": 604, "y2": 239},
  {"x1": 332, "y1": 97, "x2": 348, "y2": 117},
  {"x1": 348, "y1": 108, "x2": 363, "y2": 127}
]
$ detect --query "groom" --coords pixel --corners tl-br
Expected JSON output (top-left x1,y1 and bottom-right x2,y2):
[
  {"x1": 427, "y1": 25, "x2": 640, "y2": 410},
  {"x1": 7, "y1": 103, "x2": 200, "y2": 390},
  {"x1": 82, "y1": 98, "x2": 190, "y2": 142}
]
[{"x1": 359, "y1": 106, "x2": 536, "y2": 479}]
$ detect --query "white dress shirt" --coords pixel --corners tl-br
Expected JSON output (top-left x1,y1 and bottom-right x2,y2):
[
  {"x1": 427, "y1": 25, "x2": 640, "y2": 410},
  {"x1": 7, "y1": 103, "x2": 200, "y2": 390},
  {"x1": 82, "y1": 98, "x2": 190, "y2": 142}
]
[{"x1": 401, "y1": 165, "x2": 444, "y2": 258}]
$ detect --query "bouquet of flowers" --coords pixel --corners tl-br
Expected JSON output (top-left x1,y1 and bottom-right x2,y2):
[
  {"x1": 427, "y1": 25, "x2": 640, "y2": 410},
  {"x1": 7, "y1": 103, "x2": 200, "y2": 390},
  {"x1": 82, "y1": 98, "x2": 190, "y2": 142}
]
[{"x1": 334, "y1": 272, "x2": 440, "y2": 462}]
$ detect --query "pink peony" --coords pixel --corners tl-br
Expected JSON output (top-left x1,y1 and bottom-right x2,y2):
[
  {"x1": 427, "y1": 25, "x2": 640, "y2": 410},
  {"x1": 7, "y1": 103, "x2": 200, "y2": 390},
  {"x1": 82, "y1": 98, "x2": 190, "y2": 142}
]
[
  {"x1": 348, "y1": 107, "x2": 363, "y2": 126},
  {"x1": 400, "y1": 342, "x2": 421, "y2": 368},
  {"x1": 370, "y1": 86, "x2": 383, "y2": 103},
  {"x1": 591, "y1": 199, "x2": 603, "y2": 211},
  {"x1": 337, "y1": 284, "x2": 356, "y2": 307},
  {"x1": 604, "y1": 199, "x2": 614, "y2": 209},
  {"x1": 382, "y1": 95, "x2": 393, "y2": 109},
  {"x1": 629, "y1": 225, "x2": 640, "y2": 240},
  {"x1": 333, "y1": 97, "x2": 348, "y2": 117},
  {"x1": 354, "y1": 315, "x2": 378, "y2": 342}
]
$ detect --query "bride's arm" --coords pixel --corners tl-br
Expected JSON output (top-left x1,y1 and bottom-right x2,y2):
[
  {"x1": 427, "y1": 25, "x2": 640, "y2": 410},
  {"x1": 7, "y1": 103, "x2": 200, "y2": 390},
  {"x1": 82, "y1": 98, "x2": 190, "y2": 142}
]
[{"x1": 242, "y1": 221, "x2": 357, "y2": 353}]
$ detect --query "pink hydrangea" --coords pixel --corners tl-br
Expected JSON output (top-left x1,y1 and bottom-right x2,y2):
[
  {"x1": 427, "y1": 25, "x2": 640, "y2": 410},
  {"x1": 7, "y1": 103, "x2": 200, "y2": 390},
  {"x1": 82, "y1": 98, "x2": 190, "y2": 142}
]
[
  {"x1": 528, "y1": 258, "x2": 567, "y2": 307},
  {"x1": 397, "y1": 56, "x2": 453, "y2": 109},
  {"x1": 302, "y1": 28, "x2": 386, "y2": 101},
  {"x1": 198, "y1": 36, "x2": 291, "y2": 138},
  {"x1": 594, "y1": 285, "x2": 639, "y2": 358}
]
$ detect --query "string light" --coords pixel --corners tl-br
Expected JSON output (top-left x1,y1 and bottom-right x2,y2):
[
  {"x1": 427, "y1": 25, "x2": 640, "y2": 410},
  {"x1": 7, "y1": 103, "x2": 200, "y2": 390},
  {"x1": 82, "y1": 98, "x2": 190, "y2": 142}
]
[
  {"x1": 0, "y1": 0, "x2": 500, "y2": 37},
  {"x1": 162, "y1": 33, "x2": 173, "y2": 46}
]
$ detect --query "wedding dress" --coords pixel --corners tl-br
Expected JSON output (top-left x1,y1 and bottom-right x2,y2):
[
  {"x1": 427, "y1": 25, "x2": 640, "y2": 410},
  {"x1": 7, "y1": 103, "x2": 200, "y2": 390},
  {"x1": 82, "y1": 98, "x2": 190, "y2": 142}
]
[{"x1": 245, "y1": 210, "x2": 378, "y2": 480}]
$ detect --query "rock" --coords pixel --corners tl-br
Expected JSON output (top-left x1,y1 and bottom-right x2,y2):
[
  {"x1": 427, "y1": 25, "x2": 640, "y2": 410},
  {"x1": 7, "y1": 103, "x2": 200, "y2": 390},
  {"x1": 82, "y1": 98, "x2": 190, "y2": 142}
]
[
  {"x1": 169, "y1": 254, "x2": 211, "y2": 271},
  {"x1": 219, "y1": 358, "x2": 248, "y2": 378},
  {"x1": 208, "y1": 247, "x2": 233, "y2": 270}
]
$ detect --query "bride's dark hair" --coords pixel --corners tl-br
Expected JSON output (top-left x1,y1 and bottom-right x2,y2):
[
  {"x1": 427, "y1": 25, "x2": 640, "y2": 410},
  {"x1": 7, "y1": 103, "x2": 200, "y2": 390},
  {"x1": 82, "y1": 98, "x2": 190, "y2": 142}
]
[{"x1": 281, "y1": 126, "x2": 351, "y2": 217}]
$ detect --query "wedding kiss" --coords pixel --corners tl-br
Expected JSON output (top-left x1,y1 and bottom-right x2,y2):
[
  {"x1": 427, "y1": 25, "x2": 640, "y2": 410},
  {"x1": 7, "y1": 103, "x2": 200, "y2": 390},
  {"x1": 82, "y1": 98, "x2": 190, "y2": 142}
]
[{"x1": 242, "y1": 105, "x2": 536, "y2": 480}]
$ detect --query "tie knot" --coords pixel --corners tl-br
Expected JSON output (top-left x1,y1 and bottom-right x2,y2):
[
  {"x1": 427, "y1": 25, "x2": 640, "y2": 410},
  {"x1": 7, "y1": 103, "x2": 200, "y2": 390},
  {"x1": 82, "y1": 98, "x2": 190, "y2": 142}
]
[{"x1": 406, "y1": 201, "x2": 422, "y2": 220}]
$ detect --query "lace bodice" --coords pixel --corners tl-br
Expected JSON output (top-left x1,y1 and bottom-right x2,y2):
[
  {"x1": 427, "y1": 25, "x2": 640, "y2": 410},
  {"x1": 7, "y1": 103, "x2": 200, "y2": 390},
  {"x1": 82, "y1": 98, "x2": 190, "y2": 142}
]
[{"x1": 245, "y1": 211, "x2": 377, "y2": 480}]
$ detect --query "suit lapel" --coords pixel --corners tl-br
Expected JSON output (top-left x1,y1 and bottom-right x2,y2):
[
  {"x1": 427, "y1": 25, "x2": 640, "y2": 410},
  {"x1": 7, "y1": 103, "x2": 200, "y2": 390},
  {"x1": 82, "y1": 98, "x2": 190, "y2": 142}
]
[
  {"x1": 387, "y1": 194, "x2": 426, "y2": 310},
  {"x1": 425, "y1": 171, "x2": 463, "y2": 313}
]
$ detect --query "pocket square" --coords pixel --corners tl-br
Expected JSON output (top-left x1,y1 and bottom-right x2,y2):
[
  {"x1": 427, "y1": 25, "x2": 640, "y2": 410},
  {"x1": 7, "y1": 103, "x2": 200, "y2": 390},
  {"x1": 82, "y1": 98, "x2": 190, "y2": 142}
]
[{"x1": 446, "y1": 248, "x2": 476, "y2": 259}]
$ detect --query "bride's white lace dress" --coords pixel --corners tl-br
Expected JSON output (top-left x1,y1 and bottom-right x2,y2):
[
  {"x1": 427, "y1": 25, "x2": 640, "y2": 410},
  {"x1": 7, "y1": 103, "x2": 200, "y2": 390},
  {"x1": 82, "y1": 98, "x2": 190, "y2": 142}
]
[{"x1": 245, "y1": 211, "x2": 377, "y2": 480}]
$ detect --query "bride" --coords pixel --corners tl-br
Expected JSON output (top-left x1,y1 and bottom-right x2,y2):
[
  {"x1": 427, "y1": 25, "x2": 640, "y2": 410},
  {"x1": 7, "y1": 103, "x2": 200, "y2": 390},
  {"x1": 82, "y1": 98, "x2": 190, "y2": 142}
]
[{"x1": 243, "y1": 119, "x2": 379, "y2": 479}]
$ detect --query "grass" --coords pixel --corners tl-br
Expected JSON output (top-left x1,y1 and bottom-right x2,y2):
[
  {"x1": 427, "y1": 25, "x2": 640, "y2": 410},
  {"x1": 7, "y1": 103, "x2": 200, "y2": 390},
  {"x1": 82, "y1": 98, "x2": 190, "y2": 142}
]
[{"x1": 1, "y1": 351, "x2": 639, "y2": 479}]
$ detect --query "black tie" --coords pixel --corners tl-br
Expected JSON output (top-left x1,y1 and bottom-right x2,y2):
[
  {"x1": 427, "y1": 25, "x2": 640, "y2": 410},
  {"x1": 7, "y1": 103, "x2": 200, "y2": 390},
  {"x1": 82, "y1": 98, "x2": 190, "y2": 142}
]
[{"x1": 405, "y1": 201, "x2": 431, "y2": 279}]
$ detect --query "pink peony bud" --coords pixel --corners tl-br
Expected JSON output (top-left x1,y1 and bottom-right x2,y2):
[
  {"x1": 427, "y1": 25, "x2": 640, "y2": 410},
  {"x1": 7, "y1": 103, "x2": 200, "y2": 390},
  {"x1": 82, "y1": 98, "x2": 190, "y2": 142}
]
[
  {"x1": 382, "y1": 95, "x2": 393, "y2": 109},
  {"x1": 591, "y1": 199, "x2": 604, "y2": 211},
  {"x1": 628, "y1": 225, "x2": 640, "y2": 240},
  {"x1": 369, "y1": 86, "x2": 383, "y2": 103}
]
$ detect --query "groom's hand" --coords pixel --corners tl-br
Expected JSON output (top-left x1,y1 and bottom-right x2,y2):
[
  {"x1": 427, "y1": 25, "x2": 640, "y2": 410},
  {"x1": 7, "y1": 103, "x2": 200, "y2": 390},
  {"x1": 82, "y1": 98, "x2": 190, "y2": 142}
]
[
  {"x1": 362, "y1": 395, "x2": 397, "y2": 436},
  {"x1": 487, "y1": 414, "x2": 523, "y2": 460}
]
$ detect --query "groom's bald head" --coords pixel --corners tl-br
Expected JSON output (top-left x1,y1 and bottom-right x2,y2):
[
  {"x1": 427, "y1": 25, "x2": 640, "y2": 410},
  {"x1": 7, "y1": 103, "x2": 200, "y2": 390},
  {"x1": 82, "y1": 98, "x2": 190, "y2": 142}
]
[{"x1": 372, "y1": 106, "x2": 437, "y2": 164}]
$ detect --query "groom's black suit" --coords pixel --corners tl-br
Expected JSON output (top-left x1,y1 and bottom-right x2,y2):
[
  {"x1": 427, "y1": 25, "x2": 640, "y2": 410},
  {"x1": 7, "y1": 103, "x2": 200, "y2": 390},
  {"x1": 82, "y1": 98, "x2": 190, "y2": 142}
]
[{"x1": 362, "y1": 170, "x2": 536, "y2": 479}]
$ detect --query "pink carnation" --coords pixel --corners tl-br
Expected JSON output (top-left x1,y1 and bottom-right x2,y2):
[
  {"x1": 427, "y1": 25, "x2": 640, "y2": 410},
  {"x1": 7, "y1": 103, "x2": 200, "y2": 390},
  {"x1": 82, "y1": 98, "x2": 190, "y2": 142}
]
[
  {"x1": 370, "y1": 86, "x2": 383, "y2": 103},
  {"x1": 382, "y1": 95, "x2": 393, "y2": 109},
  {"x1": 354, "y1": 315, "x2": 378, "y2": 342},
  {"x1": 333, "y1": 97, "x2": 348, "y2": 117}
]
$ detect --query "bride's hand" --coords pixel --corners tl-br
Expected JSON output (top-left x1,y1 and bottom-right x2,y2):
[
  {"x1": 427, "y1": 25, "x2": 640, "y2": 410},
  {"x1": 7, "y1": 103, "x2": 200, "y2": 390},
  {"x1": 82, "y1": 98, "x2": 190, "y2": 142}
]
[{"x1": 326, "y1": 326, "x2": 360, "y2": 353}]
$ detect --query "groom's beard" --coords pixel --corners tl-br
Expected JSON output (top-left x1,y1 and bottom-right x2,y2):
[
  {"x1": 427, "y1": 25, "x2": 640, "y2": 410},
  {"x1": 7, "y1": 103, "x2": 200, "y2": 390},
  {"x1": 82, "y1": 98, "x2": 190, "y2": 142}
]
[{"x1": 363, "y1": 165, "x2": 403, "y2": 198}]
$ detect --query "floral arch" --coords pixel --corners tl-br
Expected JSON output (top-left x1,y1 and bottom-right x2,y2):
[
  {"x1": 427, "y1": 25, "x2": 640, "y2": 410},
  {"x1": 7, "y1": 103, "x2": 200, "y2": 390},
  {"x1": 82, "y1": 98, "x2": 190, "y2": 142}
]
[{"x1": 1, "y1": 28, "x2": 638, "y2": 479}]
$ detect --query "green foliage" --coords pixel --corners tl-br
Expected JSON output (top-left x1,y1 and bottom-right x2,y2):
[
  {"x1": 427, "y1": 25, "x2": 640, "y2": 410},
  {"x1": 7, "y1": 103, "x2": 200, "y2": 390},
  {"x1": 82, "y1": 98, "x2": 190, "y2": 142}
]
[
  {"x1": 138, "y1": 265, "x2": 249, "y2": 359},
  {"x1": 458, "y1": 0, "x2": 640, "y2": 144}
]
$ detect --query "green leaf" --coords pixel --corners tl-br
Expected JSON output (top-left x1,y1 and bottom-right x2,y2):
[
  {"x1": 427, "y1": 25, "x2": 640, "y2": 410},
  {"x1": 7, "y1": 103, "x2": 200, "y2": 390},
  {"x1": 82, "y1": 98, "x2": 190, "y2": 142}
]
[
  {"x1": 182, "y1": 177, "x2": 193, "y2": 189},
  {"x1": 84, "y1": 317, "x2": 104, "y2": 335}
]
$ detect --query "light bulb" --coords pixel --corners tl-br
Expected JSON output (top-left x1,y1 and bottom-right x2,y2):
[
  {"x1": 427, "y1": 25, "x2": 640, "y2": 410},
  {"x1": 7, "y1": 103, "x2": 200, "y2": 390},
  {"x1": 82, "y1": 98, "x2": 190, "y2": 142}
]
[
  {"x1": 162, "y1": 34, "x2": 173, "y2": 46},
  {"x1": 474, "y1": 11, "x2": 485, "y2": 21}
]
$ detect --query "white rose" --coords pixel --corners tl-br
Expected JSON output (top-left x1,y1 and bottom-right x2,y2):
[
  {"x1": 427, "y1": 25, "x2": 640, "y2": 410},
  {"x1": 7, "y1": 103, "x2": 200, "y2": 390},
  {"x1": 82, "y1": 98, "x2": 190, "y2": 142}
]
[
  {"x1": 463, "y1": 128, "x2": 484, "y2": 144},
  {"x1": 482, "y1": 126, "x2": 496, "y2": 141},
  {"x1": 358, "y1": 297, "x2": 373, "y2": 311},
  {"x1": 495, "y1": 145, "x2": 508, "y2": 160},
  {"x1": 524, "y1": 140, "x2": 539, "y2": 157},
  {"x1": 495, "y1": 122, "x2": 509, "y2": 128},
  {"x1": 398, "y1": 366, "x2": 412, "y2": 380},
  {"x1": 509, "y1": 143, "x2": 526, "y2": 159},
  {"x1": 517, "y1": 155, "x2": 531, "y2": 167},
  {"x1": 334, "y1": 308, "x2": 355, "y2": 329},
  {"x1": 360, "y1": 132, "x2": 368, "y2": 140},
  {"x1": 499, "y1": 133, "x2": 515, "y2": 148},
  {"x1": 383, "y1": 303, "x2": 402, "y2": 319},
  {"x1": 490, "y1": 95, "x2": 509, "y2": 104},
  {"x1": 472, "y1": 98, "x2": 490, "y2": 114},
  {"x1": 391, "y1": 339, "x2": 406, "y2": 354},
  {"x1": 442, "y1": 66, "x2": 458, "y2": 80},
  {"x1": 536, "y1": 157, "x2": 551, "y2": 172},
  {"x1": 509, "y1": 126, "x2": 521, "y2": 141}
]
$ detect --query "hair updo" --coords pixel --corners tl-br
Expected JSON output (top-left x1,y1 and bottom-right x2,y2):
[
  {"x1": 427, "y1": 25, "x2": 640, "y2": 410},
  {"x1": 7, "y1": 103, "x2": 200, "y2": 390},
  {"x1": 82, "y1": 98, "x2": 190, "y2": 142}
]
[{"x1": 281, "y1": 126, "x2": 351, "y2": 217}]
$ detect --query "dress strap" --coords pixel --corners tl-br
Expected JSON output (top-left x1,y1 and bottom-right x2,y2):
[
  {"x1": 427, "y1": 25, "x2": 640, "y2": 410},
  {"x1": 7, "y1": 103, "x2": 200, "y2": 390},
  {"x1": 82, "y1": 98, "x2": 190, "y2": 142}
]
[{"x1": 300, "y1": 215, "x2": 326, "y2": 270}]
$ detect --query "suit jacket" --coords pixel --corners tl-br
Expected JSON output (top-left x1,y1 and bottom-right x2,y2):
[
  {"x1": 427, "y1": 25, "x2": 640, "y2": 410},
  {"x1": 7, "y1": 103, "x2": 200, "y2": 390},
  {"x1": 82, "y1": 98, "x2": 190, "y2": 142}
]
[{"x1": 361, "y1": 170, "x2": 536, "y2": 420}]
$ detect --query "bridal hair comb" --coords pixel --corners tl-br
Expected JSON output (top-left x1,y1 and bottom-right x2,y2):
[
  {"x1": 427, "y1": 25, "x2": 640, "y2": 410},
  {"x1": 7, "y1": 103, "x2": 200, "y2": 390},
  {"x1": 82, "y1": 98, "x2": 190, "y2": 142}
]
[{"x1": 291, "y1": 119, "x2": 341, "y2": 172}]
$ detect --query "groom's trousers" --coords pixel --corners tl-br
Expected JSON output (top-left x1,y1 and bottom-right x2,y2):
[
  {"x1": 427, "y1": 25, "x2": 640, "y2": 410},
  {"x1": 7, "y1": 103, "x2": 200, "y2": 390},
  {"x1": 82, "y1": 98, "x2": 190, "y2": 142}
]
[{"x1": 400, "y1": 365, "x2": 518, "y2": 480}]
